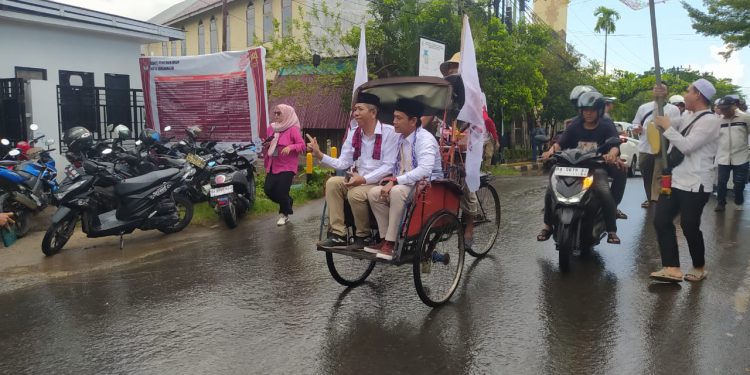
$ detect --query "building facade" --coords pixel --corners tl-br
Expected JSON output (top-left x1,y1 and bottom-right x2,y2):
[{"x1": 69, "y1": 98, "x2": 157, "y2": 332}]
[
  {"x1": 144, "y1": 0, "x2": 369, "y2": 58},
  {"x1": 0, "y1": 0, "x2": 183, "y2": 167},
  {"x1": 532, "y1": 0, "x2": 569, "y2": 40}
]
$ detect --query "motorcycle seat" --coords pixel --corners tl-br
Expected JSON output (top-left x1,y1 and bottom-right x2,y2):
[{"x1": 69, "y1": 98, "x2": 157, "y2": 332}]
[{"x1": 115, "y1": 168, "x2": 180, "y2": 196}]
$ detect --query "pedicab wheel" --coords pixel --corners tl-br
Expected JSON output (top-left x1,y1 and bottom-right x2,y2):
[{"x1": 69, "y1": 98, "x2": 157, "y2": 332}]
[
  {"x1": 319, "y1": 201, "x2": 376, "y2": 287},
  {"x1": 468, "y1": 183, "x2": 501, "y2": 257},
  {"x1": 413, "y1": 211, "x2": 465, "y2": 307},
  {"x1": 325, "y1": 252, "x2": 376, "y2": 287}
]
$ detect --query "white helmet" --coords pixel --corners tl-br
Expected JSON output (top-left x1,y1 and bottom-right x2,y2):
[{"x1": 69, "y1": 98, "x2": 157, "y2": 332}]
[{"x1": 669, "y1": 95, "x2": 685, "y2": 105}]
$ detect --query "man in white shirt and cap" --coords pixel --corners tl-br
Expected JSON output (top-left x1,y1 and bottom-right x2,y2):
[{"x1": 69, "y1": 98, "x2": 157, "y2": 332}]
[
  {"x1": 365, "y1": 98, "x2": 443, "y2": 260},
  {"x1": 632, "y1": 83, "x2": 683, "y2": 208},
  {"x1": 650, "y1": 78, "x2": 720, "y2": 283},
  {"x1": 308, "y1": 92, "x2": 400, "y2": 250},
  {"x1": 714, "y1": 95, "x2": 750, "y2": 211}
]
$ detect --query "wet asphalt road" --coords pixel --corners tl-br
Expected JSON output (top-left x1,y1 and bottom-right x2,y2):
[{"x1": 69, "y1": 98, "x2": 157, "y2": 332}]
[{"x1": 1, "y1": 175, "x2": 749, "y2": 374}]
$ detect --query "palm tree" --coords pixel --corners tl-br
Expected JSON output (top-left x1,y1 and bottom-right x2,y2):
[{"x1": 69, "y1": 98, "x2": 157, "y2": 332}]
[{"x1": 594, "y1": 6, "x2": 620, "y2": 76}]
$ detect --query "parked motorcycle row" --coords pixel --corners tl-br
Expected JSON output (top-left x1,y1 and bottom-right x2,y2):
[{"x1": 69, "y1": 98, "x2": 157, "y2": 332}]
[{"x1": 0, "y1": 124, "x2": 258, "y2": 256}]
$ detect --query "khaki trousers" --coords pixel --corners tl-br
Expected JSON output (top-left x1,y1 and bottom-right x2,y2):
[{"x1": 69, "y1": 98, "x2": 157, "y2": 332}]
[
  {"x1": 368, "y1": 184, "x2": 413, "y2": 242},
  {"x1": 325, "y1": 176, "x2": 374, "y2": 238}
]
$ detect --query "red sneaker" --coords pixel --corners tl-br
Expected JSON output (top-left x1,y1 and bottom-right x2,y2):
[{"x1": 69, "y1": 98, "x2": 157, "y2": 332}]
[
  {"x1": 364, "y1": 239, "x2": 385, "y2": 254},
  {"x1": 375, "y1": 241, "x2": 395, "y2": 260}
]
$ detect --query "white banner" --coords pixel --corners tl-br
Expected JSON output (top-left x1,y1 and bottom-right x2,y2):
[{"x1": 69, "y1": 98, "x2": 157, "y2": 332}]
[
  {"x1": 139, "y1": 48, "x2": 269, "y2": 142},
  {"x1": 457, "y1": 16, "x2": 485, "y2": 193},
  {"x1": 418, "y1": 38, "x2": 445, "y2": 78}
]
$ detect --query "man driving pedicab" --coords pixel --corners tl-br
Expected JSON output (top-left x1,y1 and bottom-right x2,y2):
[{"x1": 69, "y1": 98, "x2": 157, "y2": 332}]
[
  {"x1": 364, "y1": 98, "x2": 443, "y2": 260},
  {"x1": 308, "y1": 93, "x2": 400, "y2": 250},
  {"x1": 418, "y1": 52, "x2": 482, "y2": 251}
]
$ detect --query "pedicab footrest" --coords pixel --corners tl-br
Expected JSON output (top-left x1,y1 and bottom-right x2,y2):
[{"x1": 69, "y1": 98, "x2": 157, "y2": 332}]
[{"x1": 316, "y1": 245, "x2": 414, "y2": 266}]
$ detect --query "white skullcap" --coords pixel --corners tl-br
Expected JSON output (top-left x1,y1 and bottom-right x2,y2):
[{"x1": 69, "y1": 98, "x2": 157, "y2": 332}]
[{"x1": 693, "y1": 78, "x2": 716, "y2": 101}]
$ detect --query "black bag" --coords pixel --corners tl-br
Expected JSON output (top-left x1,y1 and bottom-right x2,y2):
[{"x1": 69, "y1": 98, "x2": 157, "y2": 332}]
[{"x1": 667, "y1": 112, "x2": 712, "y2": 169}]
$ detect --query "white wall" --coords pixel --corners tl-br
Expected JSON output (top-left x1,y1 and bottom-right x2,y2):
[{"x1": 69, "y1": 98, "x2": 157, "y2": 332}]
[{"x1": 0, "y1": 18, "x2": 149, "y2": 170}]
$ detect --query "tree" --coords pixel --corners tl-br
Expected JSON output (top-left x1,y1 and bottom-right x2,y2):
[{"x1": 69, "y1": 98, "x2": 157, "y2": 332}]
[
  {"x1": 593, "y1": 6, "x2": 620, "y2": 76},
  {"x1": 682, "y1": 0, "x2": 750, "y2": 59}
]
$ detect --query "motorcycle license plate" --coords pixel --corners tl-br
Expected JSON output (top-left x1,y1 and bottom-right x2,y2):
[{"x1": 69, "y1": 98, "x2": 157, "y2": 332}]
[
  {"x1": 210, "y1": 185, "x2": 233, "y2": 197},
  {"x1": 65, "y1": 166, "x2": 79, "y2": 179},
  {"x1": 186, "y1": 153, "x2": 207, "y2": 169},
  {"x1": 555, "y1": 167, "x2": 589, "y2": 177}
]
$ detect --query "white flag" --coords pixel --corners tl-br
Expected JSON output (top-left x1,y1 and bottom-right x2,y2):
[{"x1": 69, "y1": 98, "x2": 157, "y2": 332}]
[
  {"x1": 457, "y1": 15, "x2": 486, "y2": 192},
  {"x1": 350, "y1": 24, "x2": 368, "y2": 130}
]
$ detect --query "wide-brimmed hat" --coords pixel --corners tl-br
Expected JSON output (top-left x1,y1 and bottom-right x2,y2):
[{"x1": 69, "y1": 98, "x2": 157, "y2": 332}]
[{"x1": 439, "y1": 52, "x2": 461, "y2": 76}]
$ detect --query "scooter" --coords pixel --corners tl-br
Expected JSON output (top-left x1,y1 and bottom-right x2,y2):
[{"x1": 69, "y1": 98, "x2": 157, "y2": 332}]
[
  {"x1": 208, "y1": 143, "x2": 257, "y2": 228},
  {"x1": 41, "y1": 148, "x2": 194, "y2": 256},
  {"x1": 0, "y1": 135, "x2": 59, "y2": 237},
  {"x1": 546, "y1": 137, "x2": 622, "y2": 272}
]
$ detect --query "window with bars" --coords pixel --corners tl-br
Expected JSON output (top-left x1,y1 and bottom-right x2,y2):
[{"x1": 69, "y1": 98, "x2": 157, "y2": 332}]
[
  {"x1": 246, "y1": 2, "x2": 255, "y2": 46},
  {"x1": 171, "y1": 40, "x2": 178, "y2": 56},
  {"x1": 263, "y1": 0, "x2": 273, "y2": 42},
  {"x1": 181, "y1": 38, "x2": 187, "y2": 56},
  {"x1": 198, "y1": 21, "x2": 205, "y2": 54},
  {"x1": 282, "y1": 0, "x2": 292, "y2": 37},
  {"x1": 161, "y1": 42, "x2": 168, "y2": 56},
  {"x1": 225, "y1": 16, "x2": 231, "y2": 50},
  {"x1": 210, "y1": 17, "x2": 218, "y2": 53}
]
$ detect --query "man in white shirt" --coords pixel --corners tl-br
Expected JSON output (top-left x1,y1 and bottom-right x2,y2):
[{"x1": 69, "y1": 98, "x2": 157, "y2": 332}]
[
  {"x1": 632, "y1": 84, "x2": 683, "y2": 208},
  {"x1": 308, "y1": 93, "x2": 399, "y2": 249},
  {"x1": 714, "y1": 95, "x2": 750, "y2": 211},
  {"x1": 650, "y1": 78, "x2": 720, "y2": 283},
  {"x1": 365, "y1": 99, "x2": 442, "y2": 260}
]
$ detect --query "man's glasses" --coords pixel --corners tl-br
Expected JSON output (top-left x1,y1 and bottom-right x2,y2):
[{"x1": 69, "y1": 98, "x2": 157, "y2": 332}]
[{"x1": 273, "y1": 111, "x2": 282, "y2": 115}]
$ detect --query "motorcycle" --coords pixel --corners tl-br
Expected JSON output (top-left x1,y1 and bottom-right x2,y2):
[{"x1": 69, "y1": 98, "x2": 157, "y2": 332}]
[
  {"x1": 207, "y1": 143, "x2": 257, "y2": 228},
  {"x1": 0, "y1": 133, "x2": 59, "y2": 237},
  {"x1": 42, "y1": 148, "x2": 195, "y2": 256},
  {"x1": 545, "y1": 137, "x2": 622, "y2": 271}
]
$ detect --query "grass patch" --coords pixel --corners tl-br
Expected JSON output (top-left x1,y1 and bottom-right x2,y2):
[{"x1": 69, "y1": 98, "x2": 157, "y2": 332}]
[{"x1": 487, "y1": 164, "x2": 521, "y2": 177}]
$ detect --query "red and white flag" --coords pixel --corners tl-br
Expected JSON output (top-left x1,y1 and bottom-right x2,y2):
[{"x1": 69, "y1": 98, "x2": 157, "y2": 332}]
[{"x1": 456, "y1": 15, "x2": 486, "y2": 192}]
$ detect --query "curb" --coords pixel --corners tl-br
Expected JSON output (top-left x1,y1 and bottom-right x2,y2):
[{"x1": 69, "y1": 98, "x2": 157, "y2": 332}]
[{"x1": 501, "y1": 162, "x2": 544, "y2": 172}]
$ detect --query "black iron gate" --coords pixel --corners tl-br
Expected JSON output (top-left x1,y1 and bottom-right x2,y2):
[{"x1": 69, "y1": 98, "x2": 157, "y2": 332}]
[
  {"x1": 56, "y1": 85, "x2": 145, "y2": 147},
  {"x1": 0, "y1": 78, "x2": 27, "y2": 142}
]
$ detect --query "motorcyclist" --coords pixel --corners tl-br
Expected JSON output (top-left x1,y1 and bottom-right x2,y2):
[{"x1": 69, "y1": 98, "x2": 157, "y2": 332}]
[
  {"x1": 554, "y1": 85, "x2": 628, "y2": 219},
  {"x1": 538, "y1": 91, "x2": 622, "y2": 245}
]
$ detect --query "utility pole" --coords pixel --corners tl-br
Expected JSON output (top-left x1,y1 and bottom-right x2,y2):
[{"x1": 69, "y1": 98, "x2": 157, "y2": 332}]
[{"x1": 221, "y1": 0, "x2": 228, "y2": 52}]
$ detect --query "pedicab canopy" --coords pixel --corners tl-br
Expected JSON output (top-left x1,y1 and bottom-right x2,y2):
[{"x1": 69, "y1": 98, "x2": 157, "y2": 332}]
[{"x1": 354, "y1": 77, "x2": 453, "y2": 125}]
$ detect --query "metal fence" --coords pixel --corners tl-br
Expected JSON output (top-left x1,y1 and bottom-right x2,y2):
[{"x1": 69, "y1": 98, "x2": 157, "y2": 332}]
[{"x1": 56, "y1": 86, "x2": 146, "y2": 148}]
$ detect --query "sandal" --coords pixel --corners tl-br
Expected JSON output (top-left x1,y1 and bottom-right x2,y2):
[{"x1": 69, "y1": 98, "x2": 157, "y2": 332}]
[
  {"x1": 606, "y1": 232, "x2": 621, "y2": 244},
  {"x1": 641, "y1": 200, "x2": 650, "y2": 208},
  {"x1": 616, "y1": 209, "x2": 628, "y2": 220},
  {"x1": 684, "y1": 269, "x2": 707, "y2": 282},
  {"x1": 650, "y1": 268, "x2": 683, "y2": 283},
  {"x1": 537, "y1": 228, "x2": 553, "y2": 242}
]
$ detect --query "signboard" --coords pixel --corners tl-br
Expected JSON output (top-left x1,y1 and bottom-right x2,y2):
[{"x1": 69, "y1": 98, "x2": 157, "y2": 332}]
[
  {"x1": 418, "y1": 38, "x2": 446, "y2": 77},
  {"x1": 139, "y1": 48, "x2": 269, "y2": 142}
]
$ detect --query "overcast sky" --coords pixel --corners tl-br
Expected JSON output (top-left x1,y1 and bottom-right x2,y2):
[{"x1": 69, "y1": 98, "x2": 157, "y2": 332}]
[{"x1": 54, "y1": 0, "x2": 748, "y2": 96}]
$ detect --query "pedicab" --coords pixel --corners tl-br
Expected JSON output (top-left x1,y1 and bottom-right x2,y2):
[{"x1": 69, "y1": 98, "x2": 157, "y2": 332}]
[{"x1": 316, "y1": 76, "x2": 501, "y2": 307}]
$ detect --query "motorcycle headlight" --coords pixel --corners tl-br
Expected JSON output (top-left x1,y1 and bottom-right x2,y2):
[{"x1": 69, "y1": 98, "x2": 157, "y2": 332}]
[{"x1": 552, "y1": 178, "x2": 591, "y2": 205}]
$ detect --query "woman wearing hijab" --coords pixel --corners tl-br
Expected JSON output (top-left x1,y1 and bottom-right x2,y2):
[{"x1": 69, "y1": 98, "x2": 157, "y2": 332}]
[{"x1": 264, "y1": 104, "x2": 306, "y2": 225}]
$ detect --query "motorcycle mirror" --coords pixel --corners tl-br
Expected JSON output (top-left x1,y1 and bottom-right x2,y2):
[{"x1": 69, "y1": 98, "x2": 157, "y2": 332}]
[
  {"x1": 0, "y1": 139, "x2": 9, "y2": 146},
  {"x1": 30, "y1": 124, "x2": 39, "y2": 131},
  {"x1": 102, "y1": 148, "x2": 113, "y2": 155},
  {"x1": 135, "y1": 140, "x2": 143, "y2": 146},
  {"x1": 8, "y1": 149, "x2": 20, "y2": 157},
  {"x1": 164, "y1": 126, "x2": 172, "y2": 132},
  {"x1": 46, "y1": 139, "x2": 54, "y2": 145}
]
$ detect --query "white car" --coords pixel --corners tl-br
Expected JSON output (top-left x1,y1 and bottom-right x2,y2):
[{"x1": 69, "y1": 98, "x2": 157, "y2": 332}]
[{"x1": 618, "y1": 136, "x2": 640, "y2": 177}]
